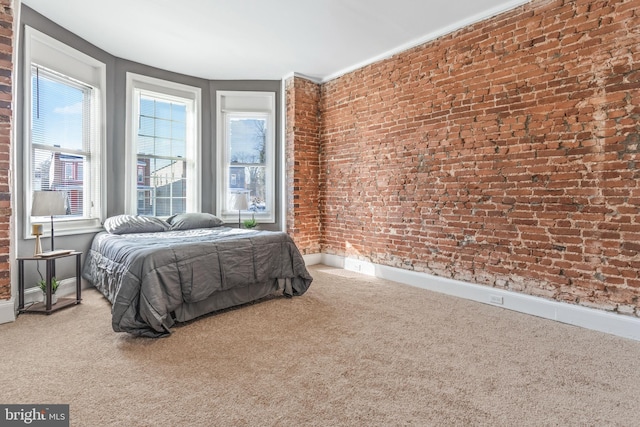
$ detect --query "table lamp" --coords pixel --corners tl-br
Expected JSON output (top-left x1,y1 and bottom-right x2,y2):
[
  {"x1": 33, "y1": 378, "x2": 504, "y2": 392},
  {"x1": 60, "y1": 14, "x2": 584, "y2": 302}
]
[
  {"x1": 232, "y1": 193, "x2": 249, "y2": 228},
  {"x1": 31, "y1": 191, "x2": 68, "y2": 252}
]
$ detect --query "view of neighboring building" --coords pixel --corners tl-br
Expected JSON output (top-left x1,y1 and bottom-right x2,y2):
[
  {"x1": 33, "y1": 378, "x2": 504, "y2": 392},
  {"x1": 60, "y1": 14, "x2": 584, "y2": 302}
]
[{"x1": 33, "y1": 152, "x2": 82, "y2": 215}]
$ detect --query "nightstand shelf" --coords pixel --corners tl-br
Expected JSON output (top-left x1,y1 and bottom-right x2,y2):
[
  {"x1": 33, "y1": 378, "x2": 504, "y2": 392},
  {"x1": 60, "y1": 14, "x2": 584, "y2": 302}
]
[
  {"x1": 17, "y1": 251, "x2": 82, "y2": 315},
  {"x1": 21, "y1": 297, "x2": 80, "y2": 313}
]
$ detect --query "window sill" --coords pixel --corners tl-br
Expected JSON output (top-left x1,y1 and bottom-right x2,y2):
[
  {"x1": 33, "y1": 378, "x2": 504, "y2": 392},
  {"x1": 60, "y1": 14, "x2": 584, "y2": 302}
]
[
  {"x1": 25, "y1": 219, "x2": 104, "y2": 240},
  {"x1": 219, "y1": 211, "x2": 275, "y2": 224}
]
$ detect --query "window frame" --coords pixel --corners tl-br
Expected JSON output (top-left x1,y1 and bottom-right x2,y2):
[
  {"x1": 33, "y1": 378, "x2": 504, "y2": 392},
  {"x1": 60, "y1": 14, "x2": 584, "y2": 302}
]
[
  {"x1": 124, "y1": 73, "x2": 202, "y2": 216},
  {"x1": 216, "y1": 91, "x2": 276, "y2": 223},
  {"x1": 22, "y1": 26, "x2": 106, "y2": 239}
]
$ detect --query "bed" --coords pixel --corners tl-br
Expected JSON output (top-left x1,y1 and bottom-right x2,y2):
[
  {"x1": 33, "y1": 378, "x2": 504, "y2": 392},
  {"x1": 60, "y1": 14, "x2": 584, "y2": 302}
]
[{"x1": 82, "y1": 214, "x2": 313, "y2": 337}]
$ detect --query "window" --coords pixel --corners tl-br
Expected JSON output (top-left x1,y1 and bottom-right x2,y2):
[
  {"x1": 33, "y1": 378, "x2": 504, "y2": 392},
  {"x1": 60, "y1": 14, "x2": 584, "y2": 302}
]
[
  {"x1": 135, "y1": 95, "x2": 187, "y2": 216},
  {"x1": 24, "y1": 27, "x2": 105, "y2": 237},
  {"x1": 125, "y1": 74, "x2": 201, "y2": 216},
  {"x1": 217, "y1": 91, "x2": 275, "y2": 223}
]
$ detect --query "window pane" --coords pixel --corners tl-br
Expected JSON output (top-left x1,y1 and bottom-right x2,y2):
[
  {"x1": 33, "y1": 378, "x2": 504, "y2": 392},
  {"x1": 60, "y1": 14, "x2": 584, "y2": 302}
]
[
  {"x1": 31, "y1": 68, "x2": 85, "y2": 151},
  {"x1": 227, "y1": 166, "x2": 266, "y2": 212},
  {"x1": 137, "y1": 189, "x2": 153, "y2": 215},
  {"x1": 246, "y1": 166, "x2": 266, "y2": 211},
  {"x1": 228, "y1": 117, "x2": 266, "y2": 165},
  {"x1": 32, "y1": 147, "x2": 53, "y2": 191},
  {"x1": 139, "y1": 116, "x2": 154, "y2": 137},
  {"x1": 155, "y1": 198, "x2": 170, "y2": 217},
  {"x1": 155, "y1": 100, "x2": 171, "y2": 120},
  {"x1": 154, "y1": 139, "x2": 171, "y2": 157},
  {"x1": 171, "y1": 103, "x2": 186, "y2": 122},
  {"x1": 136, "y1": 156, "x2": 186, "y2": 216},
  {"x1": 137, "y1": 136, "x2": 154, "y2": 155},
  {"x1": 174, "y1": 197, "x2": 186, "y2": 213},
  {"x1": 140, "y1": 97, "x2": 154, "y2": 116},
  {"x1": 32, "y1": 148, "x2": 85, "y2": 216},
  {"x1": 31, "y1": 67, "x2": 88, "y2": 150},
  {"x1": 172, "y1": 139, "x2": 186, "y2": 158},
  {"x1": 172, "y1": 121, "x2": 186, "y2": 140},
  {"x1": 155, "y1": 119, "x2": 171, "y2": 139}
]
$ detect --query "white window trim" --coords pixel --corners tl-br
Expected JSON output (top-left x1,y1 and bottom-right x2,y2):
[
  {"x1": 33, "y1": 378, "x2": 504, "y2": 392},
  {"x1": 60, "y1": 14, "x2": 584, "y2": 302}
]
[
  {"x1": 216, "y1": 91, "x2": 276, "y2": 223},
  {"x1": 22, "y1": 26, "x2": 106, "y2": 239},
  {"x1": 125, "y1": 73, "x2": 202, "y2": 215}
]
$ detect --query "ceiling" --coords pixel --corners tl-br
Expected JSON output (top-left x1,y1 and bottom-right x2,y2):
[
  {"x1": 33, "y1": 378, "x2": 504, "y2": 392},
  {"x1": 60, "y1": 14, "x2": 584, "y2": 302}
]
[{"x1": 21, "y1": 0, "x2": 529, "y2": 82}]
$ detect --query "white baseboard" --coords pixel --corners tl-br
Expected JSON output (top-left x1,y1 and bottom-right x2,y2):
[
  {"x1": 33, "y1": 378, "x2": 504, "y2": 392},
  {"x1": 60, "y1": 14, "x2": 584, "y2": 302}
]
[
  {"x1": 303, "y1": 253, "x2": 323, "y2": 265},
  {"x1": 319, "y1": 254, "x2": 640, "y2": 342},
  {"x1": 0, "y1": 299, "x2": 16, "y2": 324}
]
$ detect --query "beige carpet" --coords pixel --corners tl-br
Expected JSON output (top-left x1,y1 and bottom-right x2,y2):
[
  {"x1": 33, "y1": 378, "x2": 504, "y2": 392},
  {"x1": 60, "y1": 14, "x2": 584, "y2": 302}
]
[{"x1": 1, "y1": 264, "x2": 639, "y2": 426}]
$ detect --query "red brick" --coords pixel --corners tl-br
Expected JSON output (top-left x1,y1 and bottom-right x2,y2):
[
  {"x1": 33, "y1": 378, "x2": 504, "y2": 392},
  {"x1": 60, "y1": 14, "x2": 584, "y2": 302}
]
[
  {"x1": 312, "y1": 0, "x2": 640, "y2": 314},
  {"x1": 0, "y1": 0, "x2": 10, "y2": 301}
]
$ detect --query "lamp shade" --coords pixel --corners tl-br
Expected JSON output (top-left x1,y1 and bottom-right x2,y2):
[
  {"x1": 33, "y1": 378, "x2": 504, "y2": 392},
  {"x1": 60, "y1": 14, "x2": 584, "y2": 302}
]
[
  {"x1": 31, "y1": 223, "x2": 43, "y2": 235},
  {"x1": 31, "y1": 191, "x2": 68, "y2": 217},
  {"x1": 232, "y1": 193, "x2": 249, "y2": 211}
]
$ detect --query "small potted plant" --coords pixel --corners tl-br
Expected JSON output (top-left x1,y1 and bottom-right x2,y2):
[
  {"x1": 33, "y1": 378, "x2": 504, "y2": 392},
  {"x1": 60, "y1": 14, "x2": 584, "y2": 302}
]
[
  {"x1": 243, "y1": 213, "x2": 258, "y2": 229},
  {"x1": 38, "y1": 277, "x2": 60, "y2": 305}
]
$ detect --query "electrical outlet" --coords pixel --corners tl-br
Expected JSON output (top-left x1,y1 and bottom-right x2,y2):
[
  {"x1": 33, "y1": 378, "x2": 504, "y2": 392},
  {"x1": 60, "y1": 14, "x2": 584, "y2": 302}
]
[{"x1": 489, "y1": 295, "x2": 503, "y2": 305}]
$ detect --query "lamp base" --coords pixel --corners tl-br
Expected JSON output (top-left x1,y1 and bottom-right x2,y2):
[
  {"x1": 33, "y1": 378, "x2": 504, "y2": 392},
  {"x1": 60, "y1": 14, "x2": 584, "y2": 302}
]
[{"x1": 34, "y1": 235, "x2": 42, "y2": 256}]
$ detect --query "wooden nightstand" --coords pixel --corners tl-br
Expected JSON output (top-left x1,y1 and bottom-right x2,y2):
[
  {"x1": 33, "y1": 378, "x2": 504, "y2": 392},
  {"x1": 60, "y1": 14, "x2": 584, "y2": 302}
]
[{"x1": 17, "y1": 251, "x2": 82, "y2": 314}]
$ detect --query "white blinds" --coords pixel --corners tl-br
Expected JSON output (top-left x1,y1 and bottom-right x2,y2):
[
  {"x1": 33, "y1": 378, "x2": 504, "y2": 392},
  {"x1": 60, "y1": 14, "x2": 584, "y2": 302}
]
[{"x1": 30, "y1": 65, "x2": 92, "y2": 218}]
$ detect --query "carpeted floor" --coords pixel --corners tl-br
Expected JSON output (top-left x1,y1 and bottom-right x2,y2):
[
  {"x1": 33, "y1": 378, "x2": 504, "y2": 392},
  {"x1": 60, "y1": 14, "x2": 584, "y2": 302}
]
[{"x1": 1, "y1": 264, "x2": 639, "y2": 426}]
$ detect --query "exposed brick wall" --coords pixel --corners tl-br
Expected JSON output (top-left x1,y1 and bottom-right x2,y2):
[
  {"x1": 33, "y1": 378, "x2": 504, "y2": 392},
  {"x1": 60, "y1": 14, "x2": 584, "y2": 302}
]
[
  {"x1": 0, "y1": 0, "x2": 12, "y2": 300},
  {"x1": 285, "y1": 76, "x2": 322, "y2": 254},
  {"x1": 319, "y1": 0, "x2": 640, "y2": 316}
]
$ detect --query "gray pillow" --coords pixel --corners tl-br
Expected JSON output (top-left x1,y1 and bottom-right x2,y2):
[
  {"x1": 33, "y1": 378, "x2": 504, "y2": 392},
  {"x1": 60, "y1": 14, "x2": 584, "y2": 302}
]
[
  {"x1": 103, "y1": 215, "x2": 170, "y2": 234},
  {"x1": 167, "y1": 212, "x2": 224, "y2": 230}
]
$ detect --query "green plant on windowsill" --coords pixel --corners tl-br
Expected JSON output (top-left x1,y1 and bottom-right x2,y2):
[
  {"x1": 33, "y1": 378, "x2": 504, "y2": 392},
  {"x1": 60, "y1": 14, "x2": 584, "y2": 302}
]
[{"x1": 243, "y1": 214, "x2": 258, "y2": 229}]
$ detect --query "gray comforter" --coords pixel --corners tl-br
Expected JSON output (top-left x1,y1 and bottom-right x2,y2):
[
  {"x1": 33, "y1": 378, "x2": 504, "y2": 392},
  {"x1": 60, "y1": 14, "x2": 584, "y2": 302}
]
[{"x1": 82, "y1": 228, "x2": 313, "y2": 337}]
